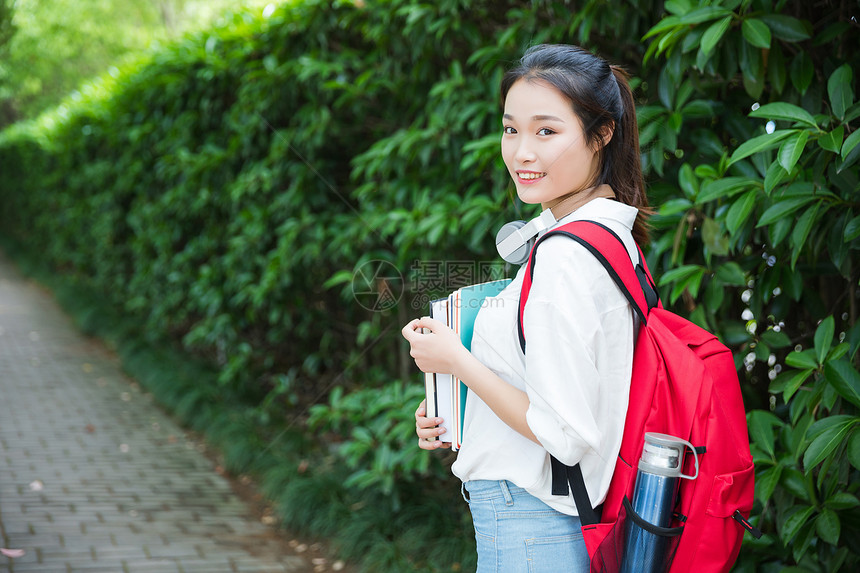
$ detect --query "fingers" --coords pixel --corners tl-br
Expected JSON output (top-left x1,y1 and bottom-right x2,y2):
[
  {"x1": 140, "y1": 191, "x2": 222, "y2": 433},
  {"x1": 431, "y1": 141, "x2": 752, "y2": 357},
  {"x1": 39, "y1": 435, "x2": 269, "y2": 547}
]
[
  {"x1": 401, "y1": 318, "x2": 422, "y2": 341},
  {"x1": 418, "y1": 436, "x2": 452, "y2": 450},
  {"x1": 415, "y1": 400, "x2": 447, "y2": 449},
  {"x1": 401, "y1": 316, "x2": 444, "y2": 341},
  {"x1": 416, "y1": 421, "x2": 445, "y2": 440},
  {"x1": 417, "y1": 420, "x2": 451, "y2": 450},
  {"x1": 416, "y1": 413, "x2": 444, "y2": 430},
  {"x1": 415, "y1": 316, "x2": 445, "y2": 332}
]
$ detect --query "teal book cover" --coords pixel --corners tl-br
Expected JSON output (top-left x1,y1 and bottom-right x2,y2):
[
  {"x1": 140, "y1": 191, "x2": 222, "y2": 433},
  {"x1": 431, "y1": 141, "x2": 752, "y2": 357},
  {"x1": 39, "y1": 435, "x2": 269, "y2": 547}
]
[{"x1": 451, "y1": 278, "x2": 512, "y2": 449}]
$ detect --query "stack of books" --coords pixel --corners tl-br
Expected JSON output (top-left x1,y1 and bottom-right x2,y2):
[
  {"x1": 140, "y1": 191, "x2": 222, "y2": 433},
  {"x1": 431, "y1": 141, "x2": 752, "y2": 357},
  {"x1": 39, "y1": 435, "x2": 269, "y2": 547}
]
[{"x1": 424, "y1": 279, "x2": 512, "y2": 449}]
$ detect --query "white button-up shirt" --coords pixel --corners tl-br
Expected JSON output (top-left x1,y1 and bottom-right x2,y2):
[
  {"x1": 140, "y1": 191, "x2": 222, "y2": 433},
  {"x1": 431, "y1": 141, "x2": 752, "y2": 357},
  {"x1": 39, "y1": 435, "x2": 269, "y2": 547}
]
[{"x1": 451, "y1": 197, "x2": 639, "y2": 516}]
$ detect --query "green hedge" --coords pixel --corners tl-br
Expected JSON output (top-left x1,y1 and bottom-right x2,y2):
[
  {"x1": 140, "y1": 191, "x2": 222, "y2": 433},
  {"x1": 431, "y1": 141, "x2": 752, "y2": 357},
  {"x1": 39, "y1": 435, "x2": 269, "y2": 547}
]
[{"x1": 0, "y1": 0, "x2": 858, "y2": 571}]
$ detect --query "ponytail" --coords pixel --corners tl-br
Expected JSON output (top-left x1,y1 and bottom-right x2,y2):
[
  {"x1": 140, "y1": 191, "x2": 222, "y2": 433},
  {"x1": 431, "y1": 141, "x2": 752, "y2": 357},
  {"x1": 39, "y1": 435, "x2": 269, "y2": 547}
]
[{"x1": 607, "y1": 65, "x2": 650, "y2": 245}]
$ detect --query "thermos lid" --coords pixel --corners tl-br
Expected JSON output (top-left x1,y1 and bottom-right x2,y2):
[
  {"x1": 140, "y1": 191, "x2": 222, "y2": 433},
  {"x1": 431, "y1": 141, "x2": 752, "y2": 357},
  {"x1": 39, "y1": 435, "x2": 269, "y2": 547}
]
[{"x1": 638, "y1": 432, "x2": 699, "y2": 479}]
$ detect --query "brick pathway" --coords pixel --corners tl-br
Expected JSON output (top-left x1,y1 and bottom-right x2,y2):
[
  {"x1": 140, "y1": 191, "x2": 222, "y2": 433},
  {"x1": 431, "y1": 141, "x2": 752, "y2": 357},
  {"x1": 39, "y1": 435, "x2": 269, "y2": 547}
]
[{"x1": 0, "y1": 251, "x2": 331, "y2": 573}]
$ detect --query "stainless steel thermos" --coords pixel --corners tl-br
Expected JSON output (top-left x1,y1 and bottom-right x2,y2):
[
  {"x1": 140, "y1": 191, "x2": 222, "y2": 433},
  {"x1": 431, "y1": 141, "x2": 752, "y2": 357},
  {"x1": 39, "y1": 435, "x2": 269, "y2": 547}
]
[{"x1": 619, "y1": 433, "x2": 699, "y2": 573}]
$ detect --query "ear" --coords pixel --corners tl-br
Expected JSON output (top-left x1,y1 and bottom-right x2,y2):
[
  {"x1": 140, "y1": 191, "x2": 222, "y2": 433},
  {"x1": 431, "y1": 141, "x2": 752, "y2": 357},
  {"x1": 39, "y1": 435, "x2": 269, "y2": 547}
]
[{"x1": 599, "y1": 121, "x2": 615, "y2": 147}]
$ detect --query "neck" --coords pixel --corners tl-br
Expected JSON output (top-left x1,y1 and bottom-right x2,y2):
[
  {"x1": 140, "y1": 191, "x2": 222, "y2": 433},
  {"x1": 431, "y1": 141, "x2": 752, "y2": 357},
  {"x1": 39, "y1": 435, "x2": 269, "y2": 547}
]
[{"x1": 544, "y1": 184, "x2": 616, "y2": 220}]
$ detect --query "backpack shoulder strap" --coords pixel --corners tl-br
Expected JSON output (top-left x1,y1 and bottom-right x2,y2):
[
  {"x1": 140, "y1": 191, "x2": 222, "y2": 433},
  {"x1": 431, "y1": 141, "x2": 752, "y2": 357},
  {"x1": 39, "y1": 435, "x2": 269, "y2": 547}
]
[
  {"x1": 515, "y1": 219, "x2": 660, "y2": 518},
  {"x1": 517, "y1": 219, "x2": 659, "y2": 353}
]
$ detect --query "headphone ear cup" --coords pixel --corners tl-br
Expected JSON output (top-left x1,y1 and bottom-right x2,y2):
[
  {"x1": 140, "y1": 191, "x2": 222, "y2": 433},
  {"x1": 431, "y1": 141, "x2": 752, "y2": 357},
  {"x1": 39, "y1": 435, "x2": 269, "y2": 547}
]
[{"x1": 495, "y1": 220, "x2": 532, "y2": 265}]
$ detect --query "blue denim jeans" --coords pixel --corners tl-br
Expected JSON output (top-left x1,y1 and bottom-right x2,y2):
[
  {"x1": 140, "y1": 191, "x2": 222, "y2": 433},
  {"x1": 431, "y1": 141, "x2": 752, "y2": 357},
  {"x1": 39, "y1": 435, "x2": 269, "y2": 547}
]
[{"x1": 463, "y1": 480, "x2": 590, "y2": 573}]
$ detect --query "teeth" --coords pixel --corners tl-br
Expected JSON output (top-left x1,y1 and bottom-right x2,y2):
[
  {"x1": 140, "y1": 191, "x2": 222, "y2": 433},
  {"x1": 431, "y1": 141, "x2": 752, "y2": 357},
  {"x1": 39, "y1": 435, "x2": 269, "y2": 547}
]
[{"x1": 519, "y1": 172, "x2": 545, "y2": 180}]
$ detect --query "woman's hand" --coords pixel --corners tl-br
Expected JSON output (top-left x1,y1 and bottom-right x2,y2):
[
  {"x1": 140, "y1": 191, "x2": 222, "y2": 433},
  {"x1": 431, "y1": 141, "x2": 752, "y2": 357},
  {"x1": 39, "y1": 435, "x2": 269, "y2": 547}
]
[
  {"x1": 401, "y1": 316, "x2": 470, "y2": 377},
  {"x1": 415, "y1": 399, "x2": 451, "y2": 450}
]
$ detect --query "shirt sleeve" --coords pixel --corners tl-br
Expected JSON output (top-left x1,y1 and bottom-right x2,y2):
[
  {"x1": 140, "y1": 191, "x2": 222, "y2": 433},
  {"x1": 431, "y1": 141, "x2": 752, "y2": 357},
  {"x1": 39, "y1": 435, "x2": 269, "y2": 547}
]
[{"x1": 522, "y1": 234, "x2": 634, "y2": 467}]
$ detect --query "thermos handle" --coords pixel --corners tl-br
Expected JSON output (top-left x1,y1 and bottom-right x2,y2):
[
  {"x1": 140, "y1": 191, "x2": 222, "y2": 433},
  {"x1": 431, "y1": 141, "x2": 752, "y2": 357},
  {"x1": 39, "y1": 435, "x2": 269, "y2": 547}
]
[{"x1": 677, "y1": 438, "x2": 699, "y2": 480}]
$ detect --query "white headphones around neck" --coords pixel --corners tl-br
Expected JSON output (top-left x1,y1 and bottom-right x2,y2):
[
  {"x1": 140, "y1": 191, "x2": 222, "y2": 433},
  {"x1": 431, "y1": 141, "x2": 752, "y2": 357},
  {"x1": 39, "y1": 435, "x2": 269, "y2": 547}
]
[{"x1": 495, "y1": 208, "x2": 558, "y2": 266}]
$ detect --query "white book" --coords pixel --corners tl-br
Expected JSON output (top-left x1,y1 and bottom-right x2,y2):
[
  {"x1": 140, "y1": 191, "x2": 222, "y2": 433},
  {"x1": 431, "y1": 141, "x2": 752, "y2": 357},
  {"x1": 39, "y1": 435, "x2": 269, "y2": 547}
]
[
  {"x1": 426, "y1": 297, "x2": 454, "y2": 443},
  {"x1": 423, "y1": 279, "x2": 512, "y2": 450}
]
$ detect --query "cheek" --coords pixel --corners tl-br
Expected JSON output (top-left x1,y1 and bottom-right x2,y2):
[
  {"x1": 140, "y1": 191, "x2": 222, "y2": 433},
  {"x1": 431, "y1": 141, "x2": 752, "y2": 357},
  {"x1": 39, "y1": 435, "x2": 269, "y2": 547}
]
[{"x1": 500, "y1": 140, "x2": 515, "y2": 171}]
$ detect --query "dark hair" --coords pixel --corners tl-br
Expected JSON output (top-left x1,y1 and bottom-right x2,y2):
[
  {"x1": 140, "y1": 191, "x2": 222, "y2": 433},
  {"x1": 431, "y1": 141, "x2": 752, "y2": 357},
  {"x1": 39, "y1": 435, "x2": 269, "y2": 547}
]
[{"x1": 501, "y1": 44, "x2": 650, "y2": 244}]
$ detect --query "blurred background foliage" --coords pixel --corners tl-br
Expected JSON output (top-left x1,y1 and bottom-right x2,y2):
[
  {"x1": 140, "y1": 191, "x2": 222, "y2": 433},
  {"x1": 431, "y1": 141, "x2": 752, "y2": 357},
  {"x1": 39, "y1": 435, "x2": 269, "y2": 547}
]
[
  {"x1": 0, "y1": 0, "x2": 858, "y2": 571},
  {"x1": 0, "y1": 0, "x2": 271, "y2": 124}
]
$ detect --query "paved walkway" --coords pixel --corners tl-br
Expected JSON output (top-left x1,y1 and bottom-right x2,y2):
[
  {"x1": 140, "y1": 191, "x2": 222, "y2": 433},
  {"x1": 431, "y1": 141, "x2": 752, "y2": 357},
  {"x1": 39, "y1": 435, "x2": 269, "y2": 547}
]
[{"x1": 0, "y1": 251, "x2": 338, "y2": 573}]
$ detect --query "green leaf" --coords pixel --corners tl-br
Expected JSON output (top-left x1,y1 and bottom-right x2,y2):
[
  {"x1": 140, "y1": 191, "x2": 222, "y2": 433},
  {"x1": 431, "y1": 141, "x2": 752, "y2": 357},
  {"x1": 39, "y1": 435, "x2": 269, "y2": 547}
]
[
  {"x1": 782, "y1": 505, "x2": 815, "y2": 543},
  {"x1": 768, "y1": 44, "x2": 787, "y2": 94},
  {"x1": 658, "y1": 264, "x2": 704, "y2": 286},
  {"x1": 842, "y1": 127, "x2": 860, "y2": 159},
  {"x1": 777, "y1": 130, "x2": 809, "y2": 172},
  {"x1": 760, "y1": 14, "x2": 812, "y2": 42},
  {"x1": 675, "y1": 83, "x2": 695, "y2": 110},
  {"x1": 844, "y1": 215, "x2": 860, "y2": 242},
  {"x1": 702, "y1": 217, "x2": 729, "y2": 256},
  {"x1": 755, "y1": 464, "x2": 782, "y2": 504},
  {"x1": 781, "y1": 468, "x2": 810, "y2": 501},
  {"x1": 838, "y1": 137, "x2": 860, "y2": 173},
  {"x1": 785, "y1": 349, "x2": 819, "y2": 370},
  {"x1": 828, "y1": 64, "x2": 854, "y2": 121},
  {"x1": 760, "y1": 329, "x2": 791, "y2": 348},
  {"x1": 787, "y1": 369, "x2": 815, "y2": 402},
  {"x1": 742, "y1": 18, "x2": 771, "y2": 48},
  {"x1": 825, "y1": 491, "x2": 860, "y2": 511},
  {"x1": 818, "y1": 125, "x2": 844, "y2": 154},
  {"x1": 790, "y1": 52, "x2": 814, "y2": 95},
  {"x1": 756, "y1": 196, "x2": 817, "y2": 227},
  {"x1": 704, "y1": 271, "x2": 726, "y2": 307},
  {"x1": 659, "y1": 198, "x2": 693, "y2": 216},
  {"x1": 793, "y1": 522, "x2": 817, "y2": 562},
  {"x1": 701, "y1": 16, "x2": 733, "y2": 56},
  {"x1": 767, "y1": 216, "x2": 802, "y2": 247},
  {"x1": 847, "y1": 101, "x2": 860, "y2": 123},
  {"x1": 808, "y1": 414, "x2": 857, "y2": 437},
  {"x1": 763, "y1": 161, "x2": 789, "y2": 194},
  {"x1": 824, "y1": 360, "x2": 860, "y2": 408},
  {"x1": 664, "y1": 0, "x2": 690, "y2": 16},
  {"x1": 642, "y1": 16, "x2": 683, "y2": 40},
  {"x1": 678, "y1": 6, "x2": 732, "y2": 25},
  {"x1": 749, "y1": 102, "x2": 817, "y2": 129},
  {"x1": 729, "y1": 129, "x2": 796, "y2": 165},
  {"x1": 747, "y1": 410, "x2": 782, "y2": 458},
  {"x1": 714, "y1": 261, "x2": 746, "y2": 286},
  {"x1": 816, "y1": 509, "x2": 840, "y2": 546},
  {"x1": 725, "y1": 189, "x2": 757, "y2": 234},
  {"x1": 677, "y1": 163, "x2": 698, "y2": 198},
  {"x1": 697, "y1": 177, "x2": 757, "y2": 204},
  {"x1": 803, "y1": 418, "x2": 857, "y2": 471},
  {"x1": 789, "y1": 202, "x2": 822, "y2": 267},
  {"x1": 681, "y1": 99, "x2": 713, "y2": 118},
  {"x1": 849, "y1": 430, "x2": 860, "y2": 470},
  {"x1": 658, "y1": 66, "x2": 675, "y2": 110},
  {"x1": 828, "y1": 343, "x2": 850, "y2": 362},
  {"x1": 814, "y1": 316, "x2": 835, "y2": 365},
  {"x1": 739, "y1": 40, "x2": 764, "y2": 99}
]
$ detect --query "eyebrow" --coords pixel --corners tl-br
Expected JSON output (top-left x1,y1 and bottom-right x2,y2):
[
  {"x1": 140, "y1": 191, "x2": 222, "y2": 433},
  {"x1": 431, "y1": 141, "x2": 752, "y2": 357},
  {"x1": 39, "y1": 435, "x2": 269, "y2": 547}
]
[{"x1": 503, "y1": 113, "x2": 566, "y2": 123}]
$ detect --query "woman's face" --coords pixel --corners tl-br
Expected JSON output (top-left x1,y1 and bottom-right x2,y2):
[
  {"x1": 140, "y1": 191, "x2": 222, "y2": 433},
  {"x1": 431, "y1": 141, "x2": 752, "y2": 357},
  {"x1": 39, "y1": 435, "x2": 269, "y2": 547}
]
[{"x1": 501, "y1": 78, "x2": 603, "y2": 211}]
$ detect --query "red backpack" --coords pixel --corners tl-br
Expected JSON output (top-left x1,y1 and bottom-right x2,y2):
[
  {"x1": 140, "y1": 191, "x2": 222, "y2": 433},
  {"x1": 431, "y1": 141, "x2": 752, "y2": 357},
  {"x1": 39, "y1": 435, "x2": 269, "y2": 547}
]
[{"x1": 517, "y1": 220, "x2": 759, "y2": 572}]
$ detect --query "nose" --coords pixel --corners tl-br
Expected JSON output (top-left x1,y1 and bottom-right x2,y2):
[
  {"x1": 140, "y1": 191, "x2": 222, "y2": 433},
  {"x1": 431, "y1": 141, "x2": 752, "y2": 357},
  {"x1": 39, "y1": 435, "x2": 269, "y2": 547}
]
[{"x1": 514, "y1": 137, "x2": 537, "y2": 165}]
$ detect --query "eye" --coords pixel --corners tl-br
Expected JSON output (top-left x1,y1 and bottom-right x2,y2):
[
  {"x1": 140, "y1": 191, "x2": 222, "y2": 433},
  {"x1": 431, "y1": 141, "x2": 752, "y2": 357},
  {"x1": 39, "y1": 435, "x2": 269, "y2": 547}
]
[
  {"x1": 503, "y1": 126, "x2": 517, "y2": 134},
  {"x1": 537, "y1": 128, "x2": 556, "y2": 136}
]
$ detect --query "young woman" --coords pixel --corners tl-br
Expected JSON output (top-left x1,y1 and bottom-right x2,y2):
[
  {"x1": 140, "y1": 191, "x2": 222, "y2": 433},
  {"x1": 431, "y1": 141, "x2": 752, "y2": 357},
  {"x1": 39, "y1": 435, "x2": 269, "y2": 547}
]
[{"x1": 401, "y1": 44, "x2": 649, "y2": 572}]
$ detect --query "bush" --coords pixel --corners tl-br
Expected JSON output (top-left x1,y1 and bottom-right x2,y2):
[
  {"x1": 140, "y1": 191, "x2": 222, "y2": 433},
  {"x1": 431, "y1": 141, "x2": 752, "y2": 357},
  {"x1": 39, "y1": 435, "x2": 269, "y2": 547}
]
[{"x1": 0, "y1": 0, "x2": 857, "y2": 570}]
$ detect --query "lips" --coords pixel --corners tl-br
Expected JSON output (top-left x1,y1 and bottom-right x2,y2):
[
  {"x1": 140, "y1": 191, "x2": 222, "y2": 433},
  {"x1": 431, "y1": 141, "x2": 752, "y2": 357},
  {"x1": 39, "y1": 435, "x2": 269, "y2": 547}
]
[{"x1": 516, "y1": 171, "x2": 546, "y2": 183}]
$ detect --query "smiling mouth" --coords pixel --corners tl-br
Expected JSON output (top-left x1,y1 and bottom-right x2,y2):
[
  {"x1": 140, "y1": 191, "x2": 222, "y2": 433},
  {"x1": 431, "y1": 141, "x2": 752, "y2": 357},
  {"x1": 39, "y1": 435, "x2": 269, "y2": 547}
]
[{"x1": 517, "y1": 171, "x2": 546, "y2": 181}]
